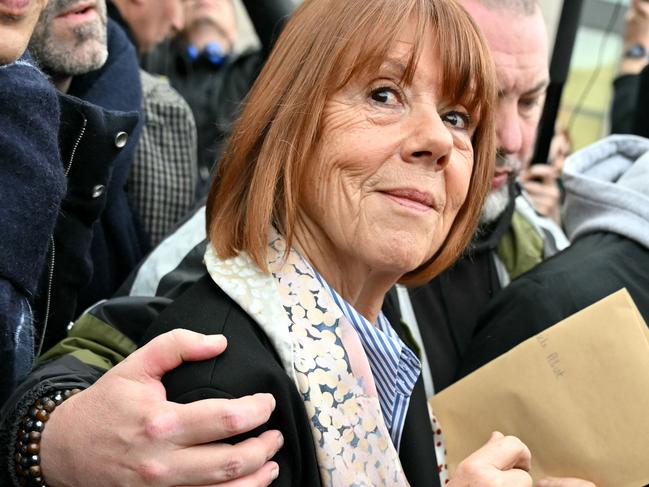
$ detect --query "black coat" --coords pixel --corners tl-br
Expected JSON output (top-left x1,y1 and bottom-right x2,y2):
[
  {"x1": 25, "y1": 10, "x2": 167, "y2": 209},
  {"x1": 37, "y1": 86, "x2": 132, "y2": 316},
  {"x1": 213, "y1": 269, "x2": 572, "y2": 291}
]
[
  {"x1": 39, "y1": 94, "x2": 139, "y2": 352},
  {"x1": 456, "y1": 232, "x2": 649, "y2": 378},
  {"x1": 142, "y1": 274, "x2": 441, "y2": 487},
  {"x1": 67, "y1": 19, "x2": 148, "y2": 316},
  {"x1": 407, "y1": 187, "x2": 517, "y2": 392},
  {"x1": 610, "y1": 65, "x2": 649, "y2": 137},
  {"x1": 0, "y1": 54, "x2": 66, "y2": 404}
]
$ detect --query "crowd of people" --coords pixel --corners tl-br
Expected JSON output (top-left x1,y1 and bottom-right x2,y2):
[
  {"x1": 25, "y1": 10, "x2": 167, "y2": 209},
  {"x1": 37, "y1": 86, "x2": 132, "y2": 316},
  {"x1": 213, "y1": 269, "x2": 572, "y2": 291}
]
[{"x1": 1, "y1": 0, "x2": 648, "y2": 486}]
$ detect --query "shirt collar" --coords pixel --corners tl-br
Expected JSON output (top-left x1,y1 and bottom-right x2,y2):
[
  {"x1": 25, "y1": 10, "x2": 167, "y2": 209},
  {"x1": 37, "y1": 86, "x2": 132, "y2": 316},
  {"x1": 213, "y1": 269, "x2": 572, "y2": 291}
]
[{"x1": 307, "y1": 264, "x2": 421, "y2": 450}]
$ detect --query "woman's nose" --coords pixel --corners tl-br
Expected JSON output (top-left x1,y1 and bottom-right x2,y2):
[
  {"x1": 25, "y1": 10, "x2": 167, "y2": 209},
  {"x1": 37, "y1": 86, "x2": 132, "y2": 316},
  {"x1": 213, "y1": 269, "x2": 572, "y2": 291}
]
[{"x1": 401, "y1": 107, "x2": 453, "y2": 170}]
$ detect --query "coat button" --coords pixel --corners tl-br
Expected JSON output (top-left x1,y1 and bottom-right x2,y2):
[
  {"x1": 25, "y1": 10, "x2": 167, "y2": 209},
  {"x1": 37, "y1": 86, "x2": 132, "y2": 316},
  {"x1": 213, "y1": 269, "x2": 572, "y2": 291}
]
[
  {"x1": 92, "y1": 184, "x2": 105, "y2": 198},
  {"x1": 115, "y1": 131, "x2": 128, "y2": 148}
]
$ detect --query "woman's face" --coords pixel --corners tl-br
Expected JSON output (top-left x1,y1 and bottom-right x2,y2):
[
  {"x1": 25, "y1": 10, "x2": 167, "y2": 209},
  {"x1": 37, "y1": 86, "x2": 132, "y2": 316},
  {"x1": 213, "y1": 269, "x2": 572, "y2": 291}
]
[
  {"x1": 299, "y1": 24, "x2": 475, "y2": 279},
  {"x1": 0, "y1": 0, "x2": 48, "y2": 65}
]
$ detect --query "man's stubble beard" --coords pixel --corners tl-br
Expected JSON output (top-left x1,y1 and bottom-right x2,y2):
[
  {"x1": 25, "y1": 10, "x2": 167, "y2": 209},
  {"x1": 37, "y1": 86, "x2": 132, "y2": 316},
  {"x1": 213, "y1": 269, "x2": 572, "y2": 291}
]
[{"x1": 29, "y1": 0, "x2": 109, "y2": 78}]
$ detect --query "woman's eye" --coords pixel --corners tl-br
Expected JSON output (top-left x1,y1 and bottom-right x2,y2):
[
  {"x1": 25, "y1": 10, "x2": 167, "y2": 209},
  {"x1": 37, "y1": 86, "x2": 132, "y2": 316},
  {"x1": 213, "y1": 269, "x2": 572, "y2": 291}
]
[
  {"x1": 369, "y1": 87, "x2": 400, "y2": 106},
  {"x1": 442, "y1": 111, "x2": 471, "y2": 130}
]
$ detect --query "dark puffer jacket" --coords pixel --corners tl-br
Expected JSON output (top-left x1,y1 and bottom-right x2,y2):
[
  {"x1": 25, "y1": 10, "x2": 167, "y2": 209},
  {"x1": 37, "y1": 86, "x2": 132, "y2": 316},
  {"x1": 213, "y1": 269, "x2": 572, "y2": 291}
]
[{"x1": 0, "y1": 55, "x2": 66, "y2": 405}]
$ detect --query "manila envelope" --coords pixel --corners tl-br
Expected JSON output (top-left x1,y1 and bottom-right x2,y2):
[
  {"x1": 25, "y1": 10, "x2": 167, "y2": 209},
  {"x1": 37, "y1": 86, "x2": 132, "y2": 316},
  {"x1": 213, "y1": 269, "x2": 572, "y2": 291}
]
[{"x1": 429, "y1": 289, "x2": 649, "y2": 487}]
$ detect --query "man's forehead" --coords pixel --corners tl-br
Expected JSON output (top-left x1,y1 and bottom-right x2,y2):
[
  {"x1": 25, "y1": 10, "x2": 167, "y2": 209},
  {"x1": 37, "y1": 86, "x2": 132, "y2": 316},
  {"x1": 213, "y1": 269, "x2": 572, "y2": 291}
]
[
  {"x1": 463, "y1": 0, "x2": 549, "y2": 96},
  {"x1": 492, "y1": 48, "x2": 548, "y2": 96}
]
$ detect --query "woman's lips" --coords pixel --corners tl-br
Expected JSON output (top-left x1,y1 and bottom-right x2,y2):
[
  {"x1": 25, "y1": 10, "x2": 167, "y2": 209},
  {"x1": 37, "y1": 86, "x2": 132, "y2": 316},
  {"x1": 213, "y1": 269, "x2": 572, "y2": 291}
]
[
  {"x1": 0, "y1": 0, "x2": 31, "y2": 17},
  {"x1": 381, "y1": 189, "x2": 435, "y2": 212}
]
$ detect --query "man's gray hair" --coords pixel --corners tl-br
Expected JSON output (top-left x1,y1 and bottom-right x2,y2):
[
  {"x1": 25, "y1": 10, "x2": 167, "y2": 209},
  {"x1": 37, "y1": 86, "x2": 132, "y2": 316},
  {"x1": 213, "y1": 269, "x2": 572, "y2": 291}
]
[{"x1": 479, "y1": 0, "x2": 537, "y2": 15}]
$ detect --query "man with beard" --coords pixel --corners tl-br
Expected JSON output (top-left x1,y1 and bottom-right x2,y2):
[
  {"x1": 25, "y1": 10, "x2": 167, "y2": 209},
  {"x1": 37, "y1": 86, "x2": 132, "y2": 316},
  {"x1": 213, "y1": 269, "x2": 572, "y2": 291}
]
[
  {"x1": 401, "y1": 0, "x2": 569, "y2": 396},
  {"x1": 28, "y1": 0, "x2": 202, "y2": 334},
  {"x1": 29, "y1": 0, "x2": 147, "y2": 336},
  {"x1": 27, "y1": 0, "x2": 148, "y2": 351}
]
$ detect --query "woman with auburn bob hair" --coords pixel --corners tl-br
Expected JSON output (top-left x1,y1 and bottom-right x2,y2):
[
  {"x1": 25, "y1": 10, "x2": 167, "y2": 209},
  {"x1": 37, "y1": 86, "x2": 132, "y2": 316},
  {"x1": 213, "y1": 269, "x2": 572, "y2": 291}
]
[{"x1": 144, "y1": 0, "x2": 532, "y2": 485}]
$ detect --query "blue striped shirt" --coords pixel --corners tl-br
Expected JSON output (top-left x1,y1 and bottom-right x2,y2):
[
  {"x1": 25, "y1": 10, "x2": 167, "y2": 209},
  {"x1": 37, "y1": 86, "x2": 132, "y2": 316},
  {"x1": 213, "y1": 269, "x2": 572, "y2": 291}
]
[{"x1": 312, "y1": 271, "x2": 422, "y2": 451}]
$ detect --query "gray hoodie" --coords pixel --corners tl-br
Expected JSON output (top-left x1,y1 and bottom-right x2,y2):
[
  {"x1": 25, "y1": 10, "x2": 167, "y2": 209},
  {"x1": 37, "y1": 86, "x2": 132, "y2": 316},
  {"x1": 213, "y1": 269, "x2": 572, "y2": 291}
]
[{"x1": 563, "y1": 134, "x2": 649, "y2": 249}]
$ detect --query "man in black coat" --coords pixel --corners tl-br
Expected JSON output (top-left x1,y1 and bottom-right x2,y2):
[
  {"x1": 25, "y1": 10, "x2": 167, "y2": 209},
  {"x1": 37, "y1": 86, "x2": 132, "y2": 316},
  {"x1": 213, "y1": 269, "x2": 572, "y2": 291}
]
[{"x1": 457, "y1": 135, "x2": 649, "y2": 377}]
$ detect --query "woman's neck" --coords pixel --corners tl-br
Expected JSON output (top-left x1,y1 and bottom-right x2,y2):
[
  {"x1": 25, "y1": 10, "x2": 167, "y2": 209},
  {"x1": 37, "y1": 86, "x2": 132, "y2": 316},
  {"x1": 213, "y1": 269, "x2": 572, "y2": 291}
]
[{"x1": 292, "y1": 218, "x2": 400, "y2": 324}]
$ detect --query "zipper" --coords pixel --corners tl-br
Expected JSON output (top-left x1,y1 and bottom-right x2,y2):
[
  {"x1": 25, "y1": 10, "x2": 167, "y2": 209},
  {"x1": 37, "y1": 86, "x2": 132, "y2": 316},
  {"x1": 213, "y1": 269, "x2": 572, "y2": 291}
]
[
  {"x1": 65, "y1": 117, "x2": 87, "y2": 176},
  {"x1": 37, "y1": 236, "x2": 56, "y2": 356},
  {"x1": 37, "y1": 115, "x2": 87, "y2": 356}
]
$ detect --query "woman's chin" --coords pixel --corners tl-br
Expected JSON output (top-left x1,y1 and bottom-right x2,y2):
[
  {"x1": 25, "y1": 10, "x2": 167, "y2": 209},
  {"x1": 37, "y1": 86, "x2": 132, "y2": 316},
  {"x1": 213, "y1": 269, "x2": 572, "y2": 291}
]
[{"x1": 361, "y1": 240, "x2": 435, "y2": 279}]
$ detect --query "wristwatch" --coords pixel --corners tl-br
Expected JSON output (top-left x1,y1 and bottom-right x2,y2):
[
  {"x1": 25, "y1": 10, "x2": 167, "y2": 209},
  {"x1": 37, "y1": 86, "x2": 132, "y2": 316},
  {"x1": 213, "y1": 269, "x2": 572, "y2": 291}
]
[{"x1": 624, "y1": 43, "x2": 649, "y2": 60}]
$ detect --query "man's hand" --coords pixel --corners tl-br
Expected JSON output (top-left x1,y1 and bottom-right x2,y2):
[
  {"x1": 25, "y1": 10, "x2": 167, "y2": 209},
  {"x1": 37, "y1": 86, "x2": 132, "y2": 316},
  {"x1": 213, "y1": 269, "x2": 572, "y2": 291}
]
[
  {"x1": 41, "y1": 329, "x2": 283, "y2": 487},
  {"x1": 520, "y1": 164, "x2": 562, "y2": 224}
]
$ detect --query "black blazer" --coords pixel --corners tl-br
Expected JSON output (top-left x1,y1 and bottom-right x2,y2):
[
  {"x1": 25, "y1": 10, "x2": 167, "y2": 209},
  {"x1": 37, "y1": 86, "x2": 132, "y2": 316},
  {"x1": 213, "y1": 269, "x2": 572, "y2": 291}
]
[{"x1": 142, "y1": 274, "x2": 440, "y2": 487}]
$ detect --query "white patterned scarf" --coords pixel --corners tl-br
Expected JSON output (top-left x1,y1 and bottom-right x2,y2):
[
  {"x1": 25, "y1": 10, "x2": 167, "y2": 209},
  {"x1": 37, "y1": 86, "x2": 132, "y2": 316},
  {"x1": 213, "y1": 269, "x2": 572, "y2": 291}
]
[{"x1": 205, "y1": 231, "x2": 448, "y2": 486}]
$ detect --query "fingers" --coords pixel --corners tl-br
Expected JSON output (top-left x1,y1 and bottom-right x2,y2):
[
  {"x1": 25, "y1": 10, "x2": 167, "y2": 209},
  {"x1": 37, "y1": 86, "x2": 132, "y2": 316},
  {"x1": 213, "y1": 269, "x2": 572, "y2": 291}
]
[
  {"x1": 537, "y1": 477, "x2": 597, "y2": 487},
  {"x1": 217, "y1": 461, "x2": 280, "y2": 487},
  {"x1": 520, "y1": 164, "x2": 558, "y2": 183},
  {"x1": 167, "y1": 432, "x2": 283, "y2": 485},
  {"x1": 486, "y1": 430, "x2": 505, "y2": 443},
  {"x1": 521, "y1": 180, "x2": 559, "y2": 199},
  {"x1": 122, "y1": 329, "x2": 228, "y2": 381},
  {"x1": 179, "y1": 461, "x2": 280, "y2": 487},
  {"x1": 168, "y1": 393, "x2": 277, "y2": 445},
  {"x1": 500, "y1": 469, "x2": 534, "y2": 487},
  {"x1": 474, "y1": 432, "x2": 532, "y2": 472}
]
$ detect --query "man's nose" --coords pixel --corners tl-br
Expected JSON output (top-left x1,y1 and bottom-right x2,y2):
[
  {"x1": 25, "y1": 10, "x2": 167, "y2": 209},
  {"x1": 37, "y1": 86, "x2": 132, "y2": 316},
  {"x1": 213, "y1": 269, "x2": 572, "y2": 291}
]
[{"x1": 495, "y1": 100, "x2": 523, "y2": 156}]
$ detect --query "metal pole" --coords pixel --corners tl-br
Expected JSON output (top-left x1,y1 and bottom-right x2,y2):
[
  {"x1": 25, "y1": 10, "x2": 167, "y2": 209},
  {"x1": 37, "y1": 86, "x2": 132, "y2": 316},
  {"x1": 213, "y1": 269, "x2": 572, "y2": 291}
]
[{"x1": 531, "y1": 0, "x2": 585, "y2": 164}]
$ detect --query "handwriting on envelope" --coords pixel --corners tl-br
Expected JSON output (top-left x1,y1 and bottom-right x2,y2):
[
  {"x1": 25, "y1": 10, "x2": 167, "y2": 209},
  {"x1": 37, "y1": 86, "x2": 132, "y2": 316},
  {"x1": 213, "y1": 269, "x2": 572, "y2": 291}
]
[{"x1": 430, "y1": 289, "x2": 649, "y2": 487}]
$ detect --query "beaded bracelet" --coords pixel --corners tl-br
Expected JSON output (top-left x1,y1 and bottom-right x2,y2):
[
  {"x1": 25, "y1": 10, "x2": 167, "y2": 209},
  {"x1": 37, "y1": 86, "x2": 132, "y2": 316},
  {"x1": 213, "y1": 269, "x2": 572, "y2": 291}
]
[{"x1": 14, "y1": 388, "x2": 81, "y2": 487}]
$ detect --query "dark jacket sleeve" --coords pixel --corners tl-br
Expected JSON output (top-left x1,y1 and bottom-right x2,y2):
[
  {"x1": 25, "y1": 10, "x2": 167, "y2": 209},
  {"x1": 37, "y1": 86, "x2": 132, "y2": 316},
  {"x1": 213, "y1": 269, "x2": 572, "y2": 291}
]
[
  {"x1": 141, "y1": 275, "x2": 322, "y2": 487},
  {"x1": 0, "y1": 56, "x2": 66, "y2": 404},
  {"x1": 0, "y1": 355, "x2": 104, "y2": 486},
  {"x1": 455, "y1": 278, "x2": 554, "y2": 379},
  {"x1": 0, "y1": 295, "x2": 171, "y2": 487},
  {"x1": 41, "y1": 96, "x2": 139, "y2": 352},
  {"x1": 610, "y1": 74, "x2": 640, "y2": 135},
  {"x1": 632, "y1": 64, "x2": 649, "y2": 138}
]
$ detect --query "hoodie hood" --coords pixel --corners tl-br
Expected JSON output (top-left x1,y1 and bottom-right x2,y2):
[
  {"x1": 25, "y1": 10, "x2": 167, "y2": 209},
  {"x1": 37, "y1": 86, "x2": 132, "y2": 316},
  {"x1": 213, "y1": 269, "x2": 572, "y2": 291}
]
[{"x1": 563, "y1": 134, "x2": 649, "y2": 248}]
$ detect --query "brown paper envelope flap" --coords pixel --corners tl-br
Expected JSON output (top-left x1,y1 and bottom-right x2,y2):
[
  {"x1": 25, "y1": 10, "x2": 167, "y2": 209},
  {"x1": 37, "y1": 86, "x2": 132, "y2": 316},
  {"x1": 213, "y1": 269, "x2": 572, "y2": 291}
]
[{"x1": 430, "y1": 289, "x2": 649, "y2": 487}]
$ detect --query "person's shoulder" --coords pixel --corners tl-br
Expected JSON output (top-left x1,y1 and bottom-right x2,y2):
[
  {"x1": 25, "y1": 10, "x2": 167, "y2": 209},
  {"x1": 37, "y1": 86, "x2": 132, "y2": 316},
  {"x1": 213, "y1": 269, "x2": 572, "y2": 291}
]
[
  {"x1": 142, "y1": 274, "x2": 247, "y2": 341},
  {"x1": 143, "y1": 274, "x2": 291, "y2": 399}
]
